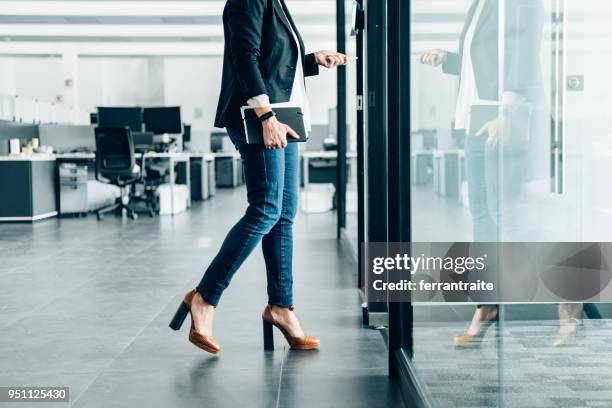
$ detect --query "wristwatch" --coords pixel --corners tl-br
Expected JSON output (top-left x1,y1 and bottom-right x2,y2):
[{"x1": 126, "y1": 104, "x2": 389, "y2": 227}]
[{"x1": 258, "y1": 110, "x2": 277, "y2": 123}]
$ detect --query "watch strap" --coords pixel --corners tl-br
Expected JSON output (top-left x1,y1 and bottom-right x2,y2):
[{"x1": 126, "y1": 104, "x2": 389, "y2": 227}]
[{"x1": 258, "y1": 110, "x2": 277, "y2": 123}]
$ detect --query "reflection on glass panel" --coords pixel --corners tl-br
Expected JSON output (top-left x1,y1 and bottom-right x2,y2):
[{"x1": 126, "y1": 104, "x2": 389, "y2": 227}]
[{"x1": 408, "y1": 0, "x2": 612, "y2": 406}]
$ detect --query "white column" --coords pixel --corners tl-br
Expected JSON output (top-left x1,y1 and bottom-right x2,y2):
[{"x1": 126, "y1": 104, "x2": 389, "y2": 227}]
[{"x1": 146, "y1": 57, "x2": 165, "y2": 105}]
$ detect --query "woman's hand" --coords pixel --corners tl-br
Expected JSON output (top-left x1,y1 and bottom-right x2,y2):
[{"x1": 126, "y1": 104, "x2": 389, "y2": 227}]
[
  {"x1": 420, "y1": 49, "x2": 448, "y2": 67},
  {"x1": 261, "y1": 116, "x2": 299, "y2": 149},
  {"x1": 476, "y1": 117, "x2": 512, "y2": 145},
  {"x1": 314, "y1": 50, "x2": 348, "y2": 68}
]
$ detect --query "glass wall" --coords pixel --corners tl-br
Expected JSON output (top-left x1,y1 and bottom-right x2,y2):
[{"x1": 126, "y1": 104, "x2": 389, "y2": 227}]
[
  {"x1": 381, "y1": 0, "x2": 612, "y2": 406},
  {"x1": 345, "y1": 3, "x2": 360, "y2": 256}
]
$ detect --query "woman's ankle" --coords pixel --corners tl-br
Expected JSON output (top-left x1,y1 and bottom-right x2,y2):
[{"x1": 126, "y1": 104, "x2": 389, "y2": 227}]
[
  {"x1": 477, "y1": 305, "x2": 498, "y2": 320},
  {"x1": 192, "y1": 291, "x2": 215, "y2": 311}
]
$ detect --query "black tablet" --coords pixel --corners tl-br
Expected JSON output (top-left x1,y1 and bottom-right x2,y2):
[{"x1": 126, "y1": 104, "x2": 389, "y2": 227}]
[{"x1": 241, "y1": 106, "x2": 308, "y2": 145}]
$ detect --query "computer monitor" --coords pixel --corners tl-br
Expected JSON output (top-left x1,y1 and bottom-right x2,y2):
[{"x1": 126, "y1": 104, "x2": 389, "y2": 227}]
[
  {"x1": 210, "y1": 131, "x2": 227, "y2": 153},
  {"x1": 412, "y1": 129, "x2": 438, "y2": 150},
  {"x1": 131, "y1": 132, "x2": 155, "y2": 153},
  {"x1": 143, "y1": 107, "x2": 182, "y2": 134},
  {"x1": 97, "y1": 107, "x2": 143, "y2": 132},
  {"x1": 183, "y1": 124, "x2": 191, "y2": 143}
]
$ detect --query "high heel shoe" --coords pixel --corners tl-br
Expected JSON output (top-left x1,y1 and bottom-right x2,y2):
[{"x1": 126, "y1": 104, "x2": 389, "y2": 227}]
[
  {"x1": 262, "y1": 305, "x2": 320, "y2": 351},
  {"x1": 453, "y1": 306, "x2": 498, "y2": 349},
  {"x1": 169, "y1": 289, "x2": 221, "y2": 354},
  {"x1": 553, "y1": 318, "x2": 584, "y2": 347}
]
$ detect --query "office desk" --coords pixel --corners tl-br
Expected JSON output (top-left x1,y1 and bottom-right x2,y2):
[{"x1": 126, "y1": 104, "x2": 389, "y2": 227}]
[
  {"x1": 203, "y1": 153, "x2": 216, "y2": 199},
  {"x1": 411, "y1": 150, "x2": 434, "y2": 185},
  {"x1": 184, "y1": 152, "x2": 216, "y2": 200},
  {"x1": 142, "y1": 152, "x2": 191, "y2": 215},
  {"x1": 57, "y1": 151, "x2": 192, "y2": 215},
  {"x1": 432, "y1": 149, "x2": 464, "y2": 200},
  {"x1": 0, "y1": 151, "x2": 195, "y2": 221},
  {"x1": 0, "y1": 155, "x2": 57, "y2": 221},
  {"x1": 56, "y1": 152, "x2": 95, "y2": 161},
  {"x1": 300, "y1": 151, "x2": 357, "y2": 212},
  {"x1": 214, "y1": 152, "x2": 243, "y2": 188}
]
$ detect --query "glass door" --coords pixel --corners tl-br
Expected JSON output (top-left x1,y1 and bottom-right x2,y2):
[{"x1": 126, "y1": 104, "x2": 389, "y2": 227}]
[
  {"x1": 397, "y1": 0, "x2": 612, "y2": 406},
  {"x1": 408, "y1": 0, "x2": 506, "y2": 404},
  {"x1": 498, "y1": 0, "x2": 612, "y2": 406}
]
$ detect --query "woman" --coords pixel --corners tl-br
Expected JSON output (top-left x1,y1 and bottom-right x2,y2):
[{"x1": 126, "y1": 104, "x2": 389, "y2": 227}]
[{"x1": 168, "y1": 0, "x2": 348, "y2": 354}]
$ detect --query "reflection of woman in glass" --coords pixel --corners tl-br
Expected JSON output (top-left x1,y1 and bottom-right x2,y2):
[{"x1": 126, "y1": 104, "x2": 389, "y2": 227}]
[{"x1": 420, "y1": 0, "x2": 550, "y2": 347}]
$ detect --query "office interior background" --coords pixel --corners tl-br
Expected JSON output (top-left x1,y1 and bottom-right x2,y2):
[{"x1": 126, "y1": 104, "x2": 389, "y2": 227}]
[{"x1": 2, "y1": 0, "x2": 612, "y2": 407}]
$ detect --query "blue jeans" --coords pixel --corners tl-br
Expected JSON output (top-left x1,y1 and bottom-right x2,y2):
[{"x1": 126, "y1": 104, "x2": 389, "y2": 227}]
[
  {"x1": 196, "y1": 127, "x2": 298, "y2": 307},
  {"x1": 464, "y1": 137, "x2": 524, "y2": 242}
]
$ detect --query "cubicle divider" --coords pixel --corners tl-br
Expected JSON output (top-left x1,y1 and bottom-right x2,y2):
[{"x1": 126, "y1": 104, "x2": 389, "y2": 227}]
[
  {"x1": 0, "y1": 121, "x2": 39, "y2": 155},
  {"x1": 38, "y1": 124, "x2": 96, "y2": 154}
]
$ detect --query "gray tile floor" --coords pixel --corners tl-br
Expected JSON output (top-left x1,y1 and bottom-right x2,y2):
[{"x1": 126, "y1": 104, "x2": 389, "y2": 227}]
[
  {"x1": 410, "y1": 184, "x2": 612, "y2": 407},
  {"x1": 413, "y1": 317, "x2": 612, "y2": 408},
  {"x1": 0, "y1": 188, "x2": 403, "y2": 408}
]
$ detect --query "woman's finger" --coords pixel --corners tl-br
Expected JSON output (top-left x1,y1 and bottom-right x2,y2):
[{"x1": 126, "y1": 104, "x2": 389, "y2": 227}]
[
  {"x1": 475, "y1": 123, "x2": 488, "y2": 138},
  {"x1": 286, "y1": 125, "x2": 300, "y2": 139},
  {"x1": 279, "y1": 126, "x2": 288, "y2": 146}
]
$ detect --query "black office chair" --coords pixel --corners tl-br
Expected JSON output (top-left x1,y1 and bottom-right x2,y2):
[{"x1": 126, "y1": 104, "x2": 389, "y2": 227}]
[{"x1": 94, "y1": 127, "x2": 144, "y2": 221}]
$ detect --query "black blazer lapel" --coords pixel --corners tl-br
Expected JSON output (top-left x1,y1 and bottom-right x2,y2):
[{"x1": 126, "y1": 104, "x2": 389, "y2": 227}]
[
  {"x1": 459, "y1": 0, "x2": 482, "y2": 54},
  {"x1": 474, "y1": 0, "x2": 497, "y2": 37}
]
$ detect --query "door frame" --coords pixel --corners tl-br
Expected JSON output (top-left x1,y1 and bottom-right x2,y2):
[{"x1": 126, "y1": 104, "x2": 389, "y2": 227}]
[
  {"x1": 363, "y1": 0, "x2": 390, "y2": 324},
  {"x1": 385, "y1": 0, "x2": 430, "y2": 405}
]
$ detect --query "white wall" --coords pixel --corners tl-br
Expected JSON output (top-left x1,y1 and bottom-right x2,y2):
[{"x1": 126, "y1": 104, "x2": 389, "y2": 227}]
[
  {"x1": 1, "y1": 55, "x2": 341, "y2": 134},
  {"x1": 79, "y1": 58, "x2": 153, "y2": 110},
  {"x1": 162, "y1": 57, "x2": 222, "y2": 134},
  {"x1": 0, "y1": 57, "x2": 17, "y2": 96},
  {"x1": 410, "y1": 58, "x2": 458, "y2": 149},
  {"x1": 164, "y1": 56, "x2": 339, "y2": 133},
  {"x1": 8, "y1": 57, "x2": 63, "y2": 103},
  {"x1": 306, "y1": 65, "x2": 338, "y2": 125}
]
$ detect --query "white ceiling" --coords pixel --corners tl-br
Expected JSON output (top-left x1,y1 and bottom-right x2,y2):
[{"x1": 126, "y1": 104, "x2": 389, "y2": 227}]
[
  {"x1": 0, "y1": 0, "x2": 339, "y2": 57},
  {"x1": 0, "y1": 0, "x2": 492, "y2": 57}
]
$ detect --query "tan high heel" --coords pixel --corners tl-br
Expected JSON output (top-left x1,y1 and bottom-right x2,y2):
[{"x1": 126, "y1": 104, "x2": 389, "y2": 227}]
[
  {"x1": 553, "y1": 304, "x2": 585, "y2": 347},
  {"x1": 169, "y1": 289, "x2": 221, "y2": 355},
  {"x1": 552, "y1": 318, "x2": 584, "y2": 347},
  {"x1": 453, "y1": 306, "x2": 498, "y2": 349},
  {"x1": 262, "y1": 305, "x2": 320, "y2": 350}
]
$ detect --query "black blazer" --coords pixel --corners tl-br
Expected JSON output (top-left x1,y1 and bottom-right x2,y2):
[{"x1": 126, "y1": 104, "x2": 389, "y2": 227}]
[
  {"x1": 214, "y1": 0, "x2": 319, "y2": 129},
  {"x1": 442, "y1": 0, "x2": 544, "y2": 105}
]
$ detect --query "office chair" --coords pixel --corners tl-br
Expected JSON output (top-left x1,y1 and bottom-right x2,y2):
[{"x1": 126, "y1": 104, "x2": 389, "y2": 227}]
[{"x1": 94, "y1": 127, "x2": 144, "y2": 221}]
